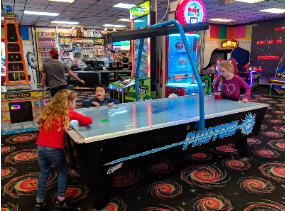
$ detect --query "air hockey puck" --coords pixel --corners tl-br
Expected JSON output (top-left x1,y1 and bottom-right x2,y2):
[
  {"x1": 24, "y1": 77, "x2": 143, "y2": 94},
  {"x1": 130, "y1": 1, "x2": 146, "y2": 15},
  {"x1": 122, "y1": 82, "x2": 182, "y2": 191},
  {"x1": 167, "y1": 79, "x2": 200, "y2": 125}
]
[{"x1": 101, "y1": 119, "x2": 109, "y2": 122}]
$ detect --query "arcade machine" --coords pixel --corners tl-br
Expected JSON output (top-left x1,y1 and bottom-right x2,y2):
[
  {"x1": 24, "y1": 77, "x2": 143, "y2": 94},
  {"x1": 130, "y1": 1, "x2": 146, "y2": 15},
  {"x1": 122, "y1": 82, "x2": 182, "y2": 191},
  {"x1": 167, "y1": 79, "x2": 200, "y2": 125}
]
[
  {"x1": 108, "y1": 78, "x2": 135, "y2": 103},
  {"x1": 1, "y1": 38, "x2": 6, "y2": 85},
  {"x1": 267, "y1": 54, "x2": 285, "y2": 96},
  {"x1": 1, "y1": 6, "x2": 46, "y2": 135},
  {"x1": 128, "y1": 1, "x2": 157, "y2": 101},
  {"x1": 156, "y1": 0, "x2": 206, "y2": 98},
  {"x1": 202, "y1": 40, "x2": 259, "y2": 90},
  {"x1": 165, "y1": 33, "x2": 201, "y2": 97}
]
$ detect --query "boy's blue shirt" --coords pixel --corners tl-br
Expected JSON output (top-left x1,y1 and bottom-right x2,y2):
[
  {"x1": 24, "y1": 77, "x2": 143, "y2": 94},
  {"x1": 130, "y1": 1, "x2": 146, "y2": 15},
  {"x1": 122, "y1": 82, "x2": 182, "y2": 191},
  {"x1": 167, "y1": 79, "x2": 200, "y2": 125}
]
[{"x1": 82, "y1": 97, "x2": 120, "y2": 107}]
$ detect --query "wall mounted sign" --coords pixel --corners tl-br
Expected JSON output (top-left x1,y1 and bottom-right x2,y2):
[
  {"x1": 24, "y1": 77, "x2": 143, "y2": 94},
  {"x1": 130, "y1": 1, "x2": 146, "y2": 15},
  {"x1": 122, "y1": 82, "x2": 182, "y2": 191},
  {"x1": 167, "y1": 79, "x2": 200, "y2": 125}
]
[
  {"x1": 176, "y1": 0, "x2": 206, "y2": 25},
  {"x1": 222, "y1": 40, "x2": 238, "y2": 48},
  {"x1": 5, "y1": 92, "x2": 31, "y2": 99},
  {"x1": 129, "y1": 1, "x2": 150, "y2": 20}
]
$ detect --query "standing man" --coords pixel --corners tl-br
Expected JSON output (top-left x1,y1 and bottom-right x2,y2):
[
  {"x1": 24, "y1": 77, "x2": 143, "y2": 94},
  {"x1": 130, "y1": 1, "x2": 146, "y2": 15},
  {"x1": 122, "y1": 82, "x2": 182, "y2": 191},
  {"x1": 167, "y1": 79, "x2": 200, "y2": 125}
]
[{"x1": 40, "y1": 49, "x2": 85, "y2": 97}]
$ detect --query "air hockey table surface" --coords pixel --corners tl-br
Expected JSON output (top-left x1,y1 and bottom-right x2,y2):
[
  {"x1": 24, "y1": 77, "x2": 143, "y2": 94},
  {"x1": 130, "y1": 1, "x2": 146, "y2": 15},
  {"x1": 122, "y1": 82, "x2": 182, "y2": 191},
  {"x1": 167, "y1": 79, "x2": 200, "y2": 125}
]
[{"x1": 68, "y1": 95, "x2": 268, "y2": 143}]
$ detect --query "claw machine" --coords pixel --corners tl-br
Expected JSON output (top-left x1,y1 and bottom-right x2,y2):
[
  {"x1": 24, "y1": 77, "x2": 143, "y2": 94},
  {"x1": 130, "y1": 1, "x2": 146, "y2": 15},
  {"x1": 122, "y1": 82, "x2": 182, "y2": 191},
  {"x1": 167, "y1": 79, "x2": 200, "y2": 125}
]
[{"x1": 127, "y1": 1, "x2": 157, "y2": 101}]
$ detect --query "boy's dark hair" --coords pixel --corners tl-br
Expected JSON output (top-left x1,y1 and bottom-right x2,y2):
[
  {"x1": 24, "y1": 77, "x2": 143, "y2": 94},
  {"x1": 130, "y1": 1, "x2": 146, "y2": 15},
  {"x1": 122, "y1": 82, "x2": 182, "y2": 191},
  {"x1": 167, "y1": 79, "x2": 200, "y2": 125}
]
[
  {"x1": 95, "y1": 83, "x2": 108, "y2": 93},
  {"x1": 122, "y1": 53, "x2": 126, "y2": 56},
  {"x1": 52, "y1": 54, "x2": 59, "y2": 59}
]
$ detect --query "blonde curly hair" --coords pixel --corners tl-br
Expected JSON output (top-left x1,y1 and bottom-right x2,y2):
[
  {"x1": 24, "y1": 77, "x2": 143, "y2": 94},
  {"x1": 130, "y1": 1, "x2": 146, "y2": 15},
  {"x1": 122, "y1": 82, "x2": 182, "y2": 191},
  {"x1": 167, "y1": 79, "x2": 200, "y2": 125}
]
[
  {"x1": 217, "y1": 60, "x2": 234, "y2": 83},
  {"x1": 38, "y1": 89, "x2": 77, "y2": 132}
]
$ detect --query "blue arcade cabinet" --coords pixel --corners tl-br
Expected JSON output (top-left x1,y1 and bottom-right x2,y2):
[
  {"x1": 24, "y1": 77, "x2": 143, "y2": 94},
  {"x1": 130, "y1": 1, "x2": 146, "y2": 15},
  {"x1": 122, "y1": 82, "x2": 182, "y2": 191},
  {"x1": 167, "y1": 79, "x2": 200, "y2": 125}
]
[{"x1": 165, "y1": 33, "x2": 200, "y2": 97}]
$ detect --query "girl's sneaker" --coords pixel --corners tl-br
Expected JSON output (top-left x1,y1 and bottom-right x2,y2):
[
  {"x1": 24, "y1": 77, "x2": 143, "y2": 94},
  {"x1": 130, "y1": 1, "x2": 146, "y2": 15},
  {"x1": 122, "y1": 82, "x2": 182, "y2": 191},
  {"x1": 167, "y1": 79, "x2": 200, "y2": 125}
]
[
  {"x1": 34, "y1": 200, "x2": 46, "y2": 211},
  {"x1": 55, "y1": 198, "x2": 75, "y2": 209}
]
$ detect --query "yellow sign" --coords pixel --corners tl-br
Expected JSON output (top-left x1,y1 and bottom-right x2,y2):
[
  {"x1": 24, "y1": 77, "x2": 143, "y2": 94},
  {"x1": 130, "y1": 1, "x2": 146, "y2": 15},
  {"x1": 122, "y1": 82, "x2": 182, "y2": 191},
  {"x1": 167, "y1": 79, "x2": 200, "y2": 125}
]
[
  {"x1": 1, "y1": 91, "x2": 45, "y2": 100},
  {"x1": 222, "y1": 40, "x2": 238, "y2": 48}
]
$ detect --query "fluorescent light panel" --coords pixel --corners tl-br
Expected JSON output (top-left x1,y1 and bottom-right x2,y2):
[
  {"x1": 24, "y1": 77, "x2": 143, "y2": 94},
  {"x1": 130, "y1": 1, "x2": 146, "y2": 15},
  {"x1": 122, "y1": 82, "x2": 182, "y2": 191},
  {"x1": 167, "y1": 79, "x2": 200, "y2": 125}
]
[
  {"x1": 103, "y1": 24, "x2": 126, "y2": 27},
  {"x1": 235, "y1": 0, "x2": 264, "y2": 3},
  {"x1": 24, "y1": 11, "x2": 59, "y2": 16},
  {"x1": 118, "y1": 18, "x2": 131, "y2": 22},
  {"x1": 260, "y1": 8, "x2": 285, "y2": 14},
  {"x1": 51, "y1": 21, "x2": 79, "y2": 24},
  {"x1": 113, "y1": 3, "x2": 136, "y2": 9},
  {"x1": 209, "y1": 18, "x2": 235, "y2": 22},
  {"x1": 48, "y1": 0, "x2": 75, "y2": 2}
]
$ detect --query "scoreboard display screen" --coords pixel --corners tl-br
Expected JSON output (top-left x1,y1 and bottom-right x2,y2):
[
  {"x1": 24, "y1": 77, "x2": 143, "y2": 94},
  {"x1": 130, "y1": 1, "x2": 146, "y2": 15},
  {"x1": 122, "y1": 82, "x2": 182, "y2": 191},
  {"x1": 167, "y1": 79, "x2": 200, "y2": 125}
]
[{"x1": 250, "y1": 22, "x2": 285, "y2": 77}]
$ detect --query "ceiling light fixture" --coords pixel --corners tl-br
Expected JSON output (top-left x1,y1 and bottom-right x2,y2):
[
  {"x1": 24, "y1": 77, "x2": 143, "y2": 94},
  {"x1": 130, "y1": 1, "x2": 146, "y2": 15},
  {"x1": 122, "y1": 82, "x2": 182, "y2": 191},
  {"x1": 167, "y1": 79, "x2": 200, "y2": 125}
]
[
  {"x1": 235, "y1": 0, "x2": 264, "y2": 3},
  {"x1": 24, "y1": 11, "x2": 59, "y2": 16},
  {"x1": 113, "y1": 3, "x2": 136, "y2": 9},
  {"x1": 103, "y1": 24, "x2": 126, "y2": 28},
  {"x1": 48, "y1": 0, "x2": 75, "y2": 3},
  {"x1": 260, "y1": 8, "x2": 285, "y2": 14},
  {"x1": 51, "y1": 21, "x2": 79, "y2": 24},
  {"x1": 209, "y1": 18, "x2": 235, "y2": 22},
  {"x1": 118, "y1": 18, "x2": 131, "y2": 22}
]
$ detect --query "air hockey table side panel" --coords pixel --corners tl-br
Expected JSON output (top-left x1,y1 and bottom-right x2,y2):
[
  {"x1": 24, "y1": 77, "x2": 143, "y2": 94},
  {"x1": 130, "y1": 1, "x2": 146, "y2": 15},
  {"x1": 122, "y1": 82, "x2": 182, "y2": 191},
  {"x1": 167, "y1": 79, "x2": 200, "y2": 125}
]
[
  {"x1": 68, "y1": 95, "x2": 268, "y2": 143},
  {"x1": 69, "y1": 107, "x2": 267, "y2": 183}
]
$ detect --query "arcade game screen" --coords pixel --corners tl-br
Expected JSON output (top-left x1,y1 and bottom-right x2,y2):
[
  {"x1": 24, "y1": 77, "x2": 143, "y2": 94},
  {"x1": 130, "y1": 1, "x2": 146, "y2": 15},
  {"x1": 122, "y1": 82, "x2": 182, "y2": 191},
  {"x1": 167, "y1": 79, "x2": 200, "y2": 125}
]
[
  {"x1": 250, "y1": 22, "x2": 285, "y2": 77},
  {"x1": 167, "y1": 34, "x2": 200, "y2": 84}
]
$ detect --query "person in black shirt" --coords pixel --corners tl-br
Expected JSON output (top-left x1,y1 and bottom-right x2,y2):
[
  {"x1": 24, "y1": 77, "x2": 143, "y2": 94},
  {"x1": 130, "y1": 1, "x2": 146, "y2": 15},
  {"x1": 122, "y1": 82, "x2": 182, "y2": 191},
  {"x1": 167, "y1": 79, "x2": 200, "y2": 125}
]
[{"x1": 122, "y1": 53, "x2": 129, "y2": 69}]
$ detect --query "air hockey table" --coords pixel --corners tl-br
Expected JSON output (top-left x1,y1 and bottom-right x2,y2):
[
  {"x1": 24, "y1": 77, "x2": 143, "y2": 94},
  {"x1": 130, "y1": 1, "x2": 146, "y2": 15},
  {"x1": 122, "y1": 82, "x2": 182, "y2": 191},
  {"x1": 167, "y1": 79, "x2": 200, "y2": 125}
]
[{"x1": 65, "y1": 95, "x2": 268, "y2": 184}]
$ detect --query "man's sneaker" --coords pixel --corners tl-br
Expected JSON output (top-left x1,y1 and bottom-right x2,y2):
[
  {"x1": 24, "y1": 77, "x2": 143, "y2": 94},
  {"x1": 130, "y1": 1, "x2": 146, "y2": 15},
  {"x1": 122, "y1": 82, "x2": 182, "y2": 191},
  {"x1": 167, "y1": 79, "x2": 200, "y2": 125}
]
[
  {"x1": 54, "y1": 197, "x2": 75, "y2": 209},
  {"x1": 33, "y1": 200, "x2": 46, "y2": 211}
]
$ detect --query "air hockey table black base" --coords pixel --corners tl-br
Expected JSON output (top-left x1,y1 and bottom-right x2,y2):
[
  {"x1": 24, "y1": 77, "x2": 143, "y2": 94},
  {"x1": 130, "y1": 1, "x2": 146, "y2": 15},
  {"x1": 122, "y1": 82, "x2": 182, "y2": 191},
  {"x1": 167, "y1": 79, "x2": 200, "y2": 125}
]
[{"x1": 64, "y1": 107, "x2": 267, "y2": 185}]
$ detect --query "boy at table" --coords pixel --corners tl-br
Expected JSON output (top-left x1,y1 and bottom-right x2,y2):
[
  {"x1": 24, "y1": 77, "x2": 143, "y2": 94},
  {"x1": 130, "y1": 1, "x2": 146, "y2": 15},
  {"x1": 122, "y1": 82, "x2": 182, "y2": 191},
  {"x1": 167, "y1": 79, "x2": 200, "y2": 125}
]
[{"x1": 82, "y1": 83, "x2": 120, "y2": 107}]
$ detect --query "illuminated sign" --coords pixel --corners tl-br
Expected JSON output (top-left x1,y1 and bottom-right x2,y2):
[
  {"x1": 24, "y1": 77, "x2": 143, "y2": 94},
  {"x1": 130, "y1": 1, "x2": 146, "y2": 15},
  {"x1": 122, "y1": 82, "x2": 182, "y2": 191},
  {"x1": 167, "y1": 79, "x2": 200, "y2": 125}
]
[
  {"x1": 257, "y1": 40, "x2": 282, "y2": 45},
  {"x1": 129, "y1": 1, "x2": 150, "y2": 20},
  {"x1": 257, "y1": 40, "x2": 266, "y2": 45},
  {"x1": 5, "y1": 93, "x2": 31, "y2": 99},
  {"x1": 10, "y1": 105, "x2": 20, "y2": 110},
  {"x1": 222, "y1": 40, "x2": 238, "y2": 48},
  {"x1": 178, "y1": 59, "x2": 187, "y2": 65},
  {"x1": 258, "y1": 56, "x2": 279, "y2": 60},
  {"x1": 176, "y1": 0, "x2": 206, "y2": 25},
  {"x1": 175, "y1": 41, "x2": 184, "y2": 49},
  {"x1": 274, "y1": 27, "x2": 285, "y2": 31}
]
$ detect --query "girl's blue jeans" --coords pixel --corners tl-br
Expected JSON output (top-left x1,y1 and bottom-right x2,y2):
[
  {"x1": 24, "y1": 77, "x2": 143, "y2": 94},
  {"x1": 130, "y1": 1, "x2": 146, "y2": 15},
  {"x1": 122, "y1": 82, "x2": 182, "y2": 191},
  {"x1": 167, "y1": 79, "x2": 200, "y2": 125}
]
[{"x1": 36, "y1": 145, "x2": 68, "y2": 201}]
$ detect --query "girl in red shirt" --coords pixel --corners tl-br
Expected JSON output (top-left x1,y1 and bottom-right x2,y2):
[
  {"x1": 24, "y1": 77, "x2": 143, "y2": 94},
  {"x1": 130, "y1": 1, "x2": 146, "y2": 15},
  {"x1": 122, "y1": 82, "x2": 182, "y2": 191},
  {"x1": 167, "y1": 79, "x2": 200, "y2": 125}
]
[{"x1": 34, "y1": 89, "x2": 92, "y2": 211}]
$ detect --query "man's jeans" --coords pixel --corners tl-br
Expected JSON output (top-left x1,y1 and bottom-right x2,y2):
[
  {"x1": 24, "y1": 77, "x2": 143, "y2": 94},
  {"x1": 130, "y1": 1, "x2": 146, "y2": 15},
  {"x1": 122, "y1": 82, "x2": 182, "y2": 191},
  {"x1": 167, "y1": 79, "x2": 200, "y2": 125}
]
[{"x1": 36, "y1": 145, "x2": 68, "y2": 201}]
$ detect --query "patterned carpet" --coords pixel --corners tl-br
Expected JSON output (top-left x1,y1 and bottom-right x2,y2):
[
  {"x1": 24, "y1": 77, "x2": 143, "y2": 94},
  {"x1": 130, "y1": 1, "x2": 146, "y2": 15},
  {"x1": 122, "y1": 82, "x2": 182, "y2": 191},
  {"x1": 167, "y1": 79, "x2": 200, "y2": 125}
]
[{"x1": 1, "y1": 91, "x2": 285, "y2": 211}]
